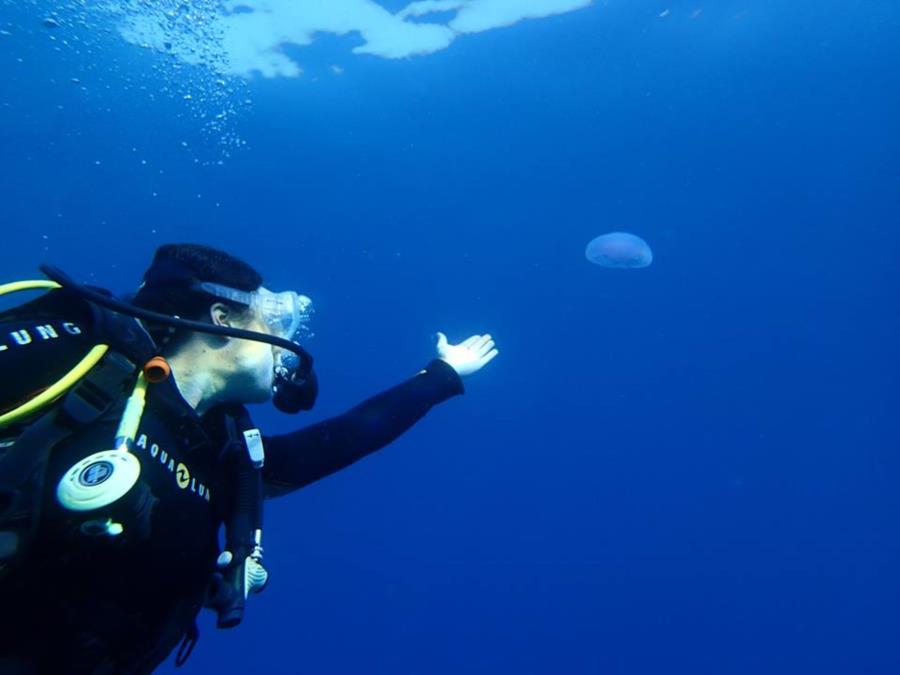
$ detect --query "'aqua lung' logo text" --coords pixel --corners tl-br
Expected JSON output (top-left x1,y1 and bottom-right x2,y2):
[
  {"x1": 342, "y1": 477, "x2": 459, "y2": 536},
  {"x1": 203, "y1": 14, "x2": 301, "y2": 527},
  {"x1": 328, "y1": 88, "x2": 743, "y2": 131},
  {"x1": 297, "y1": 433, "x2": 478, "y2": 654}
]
[
  {"x1": 0, "y1": 322, "x2": 84, "y2": 352},
  {"x1": 134, "y1": 434, "x2": 211, "y2": 502}
]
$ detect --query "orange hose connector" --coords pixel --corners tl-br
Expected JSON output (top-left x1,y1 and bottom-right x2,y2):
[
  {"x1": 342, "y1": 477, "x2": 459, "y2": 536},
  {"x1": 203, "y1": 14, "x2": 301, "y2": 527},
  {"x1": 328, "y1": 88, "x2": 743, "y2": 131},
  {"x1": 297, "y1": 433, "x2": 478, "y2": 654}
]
[{"x1": 143, "y1": 356, "x2": 171, "y2": 384}]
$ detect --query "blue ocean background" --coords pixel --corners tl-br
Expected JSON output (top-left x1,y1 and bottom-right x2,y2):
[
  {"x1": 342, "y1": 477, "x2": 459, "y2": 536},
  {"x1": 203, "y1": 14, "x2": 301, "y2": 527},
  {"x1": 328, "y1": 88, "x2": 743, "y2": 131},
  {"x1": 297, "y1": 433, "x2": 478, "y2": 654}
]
[{"x1": 1, "y1": 0, "x2": 898, "y2": 673}]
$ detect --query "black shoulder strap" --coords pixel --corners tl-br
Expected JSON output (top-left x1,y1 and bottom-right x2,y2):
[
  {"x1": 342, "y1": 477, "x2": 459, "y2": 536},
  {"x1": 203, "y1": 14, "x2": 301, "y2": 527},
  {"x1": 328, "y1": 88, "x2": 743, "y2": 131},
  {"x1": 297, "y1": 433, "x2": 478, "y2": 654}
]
[{"x1": 85, "y1": 295, "x2": 157, "y2": 366}]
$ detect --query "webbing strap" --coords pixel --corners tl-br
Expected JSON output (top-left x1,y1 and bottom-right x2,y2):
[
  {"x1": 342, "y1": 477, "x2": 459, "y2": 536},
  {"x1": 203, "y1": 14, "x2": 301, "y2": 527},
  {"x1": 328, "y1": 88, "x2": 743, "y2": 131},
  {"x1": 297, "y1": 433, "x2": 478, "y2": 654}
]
[{"x1": 174, "y1": 621, "x2": 199, "y2": 667}]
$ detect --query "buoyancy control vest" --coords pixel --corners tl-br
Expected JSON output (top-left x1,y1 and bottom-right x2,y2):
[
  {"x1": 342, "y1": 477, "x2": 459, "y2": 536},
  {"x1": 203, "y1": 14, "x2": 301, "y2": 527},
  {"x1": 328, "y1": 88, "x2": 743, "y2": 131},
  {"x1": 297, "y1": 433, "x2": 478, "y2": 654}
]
[{"x1": 0, "y1": 275, "x2": 272, "y2": 638}]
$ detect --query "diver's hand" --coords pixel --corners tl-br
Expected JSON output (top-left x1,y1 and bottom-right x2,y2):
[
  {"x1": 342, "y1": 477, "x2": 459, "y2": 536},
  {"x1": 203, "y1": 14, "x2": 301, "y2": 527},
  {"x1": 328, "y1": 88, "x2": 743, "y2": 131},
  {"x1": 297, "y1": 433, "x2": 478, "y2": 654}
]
[{"x1": 435, "y1": 332, "x2": 499, "y2": 377}]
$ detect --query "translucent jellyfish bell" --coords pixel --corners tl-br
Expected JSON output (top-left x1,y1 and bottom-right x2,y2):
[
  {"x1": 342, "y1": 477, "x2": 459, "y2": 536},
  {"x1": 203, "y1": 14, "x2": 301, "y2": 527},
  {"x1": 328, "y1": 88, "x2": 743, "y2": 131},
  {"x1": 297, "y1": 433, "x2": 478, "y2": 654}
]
[{"x1": 585, "y1": 232, "x2": 653, "y2": 269}]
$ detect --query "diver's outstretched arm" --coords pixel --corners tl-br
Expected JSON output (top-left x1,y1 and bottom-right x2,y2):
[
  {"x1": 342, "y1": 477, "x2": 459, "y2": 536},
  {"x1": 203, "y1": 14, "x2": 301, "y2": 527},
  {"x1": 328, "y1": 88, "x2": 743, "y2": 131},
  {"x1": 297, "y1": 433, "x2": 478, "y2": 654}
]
[
  {"x1": 262, "y1": 358, "x2": 462, "y2": 497},
  {"x1": 262, "y1": 332, "x2": 499, "y2": 497}
]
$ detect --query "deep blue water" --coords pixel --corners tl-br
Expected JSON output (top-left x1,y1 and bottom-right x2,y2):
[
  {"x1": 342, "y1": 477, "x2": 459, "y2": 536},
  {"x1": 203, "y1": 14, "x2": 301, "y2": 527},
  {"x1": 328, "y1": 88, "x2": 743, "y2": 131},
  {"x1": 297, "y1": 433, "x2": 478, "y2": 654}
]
[{"x1": 1, "y1": 1, "x2": 898, "y2": 673}]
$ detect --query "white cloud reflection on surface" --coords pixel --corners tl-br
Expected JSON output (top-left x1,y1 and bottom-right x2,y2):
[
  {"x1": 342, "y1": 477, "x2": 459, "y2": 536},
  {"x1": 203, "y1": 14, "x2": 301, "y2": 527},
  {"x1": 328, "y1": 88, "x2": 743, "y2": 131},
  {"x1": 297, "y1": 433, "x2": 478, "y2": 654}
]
[{"x1": 117, "y1": 0, "x2": 593, "y2": 78}]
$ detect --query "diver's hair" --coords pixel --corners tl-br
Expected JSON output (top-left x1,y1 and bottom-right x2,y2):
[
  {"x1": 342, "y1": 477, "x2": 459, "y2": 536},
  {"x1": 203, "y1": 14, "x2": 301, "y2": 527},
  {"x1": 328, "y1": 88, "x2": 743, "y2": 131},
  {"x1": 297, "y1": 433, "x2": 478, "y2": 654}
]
[{"x1": 132, "y1": 243, "x2": 264, "y2": 349}]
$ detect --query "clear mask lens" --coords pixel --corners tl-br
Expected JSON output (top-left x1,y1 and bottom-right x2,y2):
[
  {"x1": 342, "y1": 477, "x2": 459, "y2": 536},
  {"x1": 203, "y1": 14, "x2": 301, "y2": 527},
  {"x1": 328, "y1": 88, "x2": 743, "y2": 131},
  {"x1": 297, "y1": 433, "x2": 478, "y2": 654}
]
[
  {"x1": 197, "y1": 282, "x2": 314, "y2": 344},
  {"x1": 255, "y1": 289, "x2": 313, "y2": 342}
]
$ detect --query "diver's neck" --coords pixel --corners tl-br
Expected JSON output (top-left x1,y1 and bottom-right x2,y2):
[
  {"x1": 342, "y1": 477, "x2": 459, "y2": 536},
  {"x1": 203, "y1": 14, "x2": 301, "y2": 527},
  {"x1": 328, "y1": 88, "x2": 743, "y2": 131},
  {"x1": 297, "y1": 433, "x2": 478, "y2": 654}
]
[{"x1": 165, "y1": 346, "x2": 227, "y2": 416}]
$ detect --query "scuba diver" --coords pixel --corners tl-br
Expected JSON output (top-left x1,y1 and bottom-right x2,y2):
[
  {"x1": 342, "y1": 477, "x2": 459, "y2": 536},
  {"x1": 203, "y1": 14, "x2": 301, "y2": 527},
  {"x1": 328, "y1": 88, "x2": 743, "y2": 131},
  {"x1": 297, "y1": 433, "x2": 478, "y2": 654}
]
[{"x1": 0, "y1": 243, "x2": 498, "y2": 674}]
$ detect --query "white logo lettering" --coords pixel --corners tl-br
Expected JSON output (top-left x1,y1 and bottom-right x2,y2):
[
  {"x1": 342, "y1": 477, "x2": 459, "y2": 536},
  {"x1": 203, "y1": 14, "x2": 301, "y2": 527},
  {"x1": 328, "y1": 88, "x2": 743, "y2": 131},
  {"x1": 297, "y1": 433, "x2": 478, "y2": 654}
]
[
  {"x1": 10, "y1": 330, "x2": 31, "y2": 346},
  {"x1": 0, "y1": 322, "x2": 85, "y2": 353},
  {"x1": 132, "y1": 434, "x2": 211, "y2": 504},
  {"x1": 36, "y1": 324, "x2": 59, "y2": 340}
]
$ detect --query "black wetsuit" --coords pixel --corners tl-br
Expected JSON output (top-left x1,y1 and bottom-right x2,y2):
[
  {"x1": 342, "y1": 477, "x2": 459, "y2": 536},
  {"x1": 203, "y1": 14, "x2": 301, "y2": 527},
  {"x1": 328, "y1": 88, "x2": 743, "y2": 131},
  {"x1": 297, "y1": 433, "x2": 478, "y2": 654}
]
[{"x1": 0, "y1": 294, "x2": 463, "y2": 674}]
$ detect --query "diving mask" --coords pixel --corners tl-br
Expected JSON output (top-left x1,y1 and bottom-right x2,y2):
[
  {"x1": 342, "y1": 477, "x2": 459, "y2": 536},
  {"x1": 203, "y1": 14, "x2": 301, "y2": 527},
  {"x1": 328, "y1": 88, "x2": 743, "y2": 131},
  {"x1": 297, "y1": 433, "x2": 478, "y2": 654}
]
[{"x1": 195, "y1": 282, "x2": 313, "y2": 344}]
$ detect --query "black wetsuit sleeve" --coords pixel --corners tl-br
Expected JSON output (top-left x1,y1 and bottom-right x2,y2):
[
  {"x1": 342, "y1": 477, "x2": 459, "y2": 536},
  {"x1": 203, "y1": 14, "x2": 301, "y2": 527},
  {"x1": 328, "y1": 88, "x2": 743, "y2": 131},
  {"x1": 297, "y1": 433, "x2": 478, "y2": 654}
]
[{"x1": 262, "y1": 359, "x2": 464, "y2": 497}]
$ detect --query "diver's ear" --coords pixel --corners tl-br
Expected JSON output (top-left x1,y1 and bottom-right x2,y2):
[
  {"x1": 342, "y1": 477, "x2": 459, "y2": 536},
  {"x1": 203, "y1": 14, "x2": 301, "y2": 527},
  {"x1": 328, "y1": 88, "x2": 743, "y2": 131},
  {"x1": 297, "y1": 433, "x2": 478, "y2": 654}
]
[{"x1": 210, "y1": 302, "x2": 232, "y2": 327}]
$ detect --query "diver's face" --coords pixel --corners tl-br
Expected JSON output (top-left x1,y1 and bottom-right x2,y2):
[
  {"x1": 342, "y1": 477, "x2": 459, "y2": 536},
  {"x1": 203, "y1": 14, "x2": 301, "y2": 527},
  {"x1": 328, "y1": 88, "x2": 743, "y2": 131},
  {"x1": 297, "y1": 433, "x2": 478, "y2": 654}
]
[
  {"x1": 233, "y1": 314, "x2": 277, "y2": 402},
  {"x1": 212, "y1": 303, "x2": 276, "y2": 404}
]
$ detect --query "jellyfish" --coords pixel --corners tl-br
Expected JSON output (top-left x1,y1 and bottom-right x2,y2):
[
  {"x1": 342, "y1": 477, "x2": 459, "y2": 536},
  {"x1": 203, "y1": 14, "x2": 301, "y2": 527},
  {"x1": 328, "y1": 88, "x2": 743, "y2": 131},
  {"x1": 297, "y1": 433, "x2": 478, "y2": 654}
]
[{"x1": 585, "y1": 232, "x2": 653, "y2": 269}]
